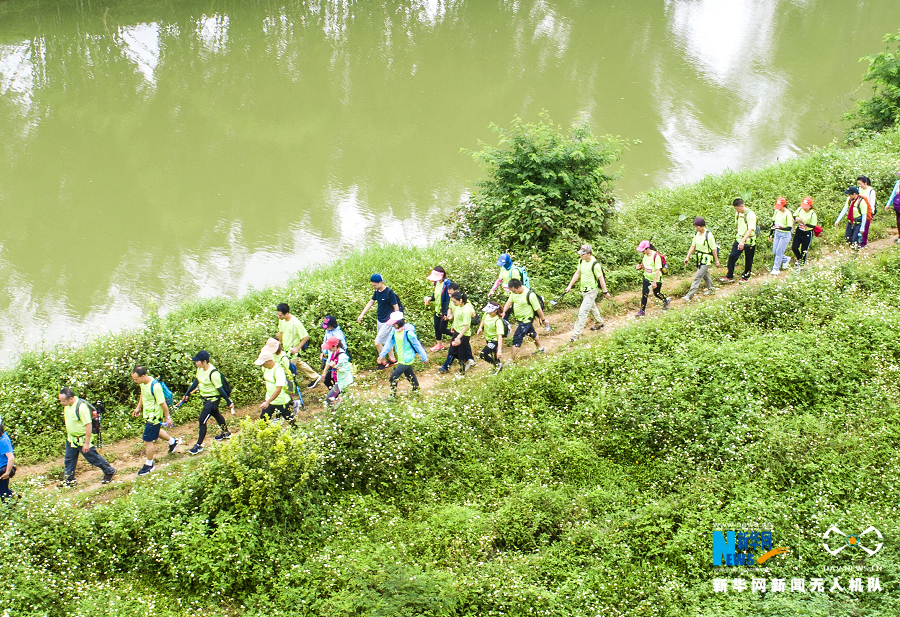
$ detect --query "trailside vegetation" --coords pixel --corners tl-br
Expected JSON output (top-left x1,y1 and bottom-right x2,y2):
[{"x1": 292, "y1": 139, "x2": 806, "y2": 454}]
[
  {"x1": 847, "y1": 29, "x2": 900, "y2": 135},
  {"x1": 450, "y1": 112, "x2": 622, "y2": 251},
  {"x1": 3, "y1": 252, "x2": 900, "y2": 616}
]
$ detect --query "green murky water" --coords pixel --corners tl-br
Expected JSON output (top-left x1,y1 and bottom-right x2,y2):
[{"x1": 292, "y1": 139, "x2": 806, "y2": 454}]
[{"x1": 0, "y1": 0, "x2": 895, "y2": 360}]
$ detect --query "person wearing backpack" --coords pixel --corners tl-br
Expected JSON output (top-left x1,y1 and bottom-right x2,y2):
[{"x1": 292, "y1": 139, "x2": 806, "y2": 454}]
[
  {"x1": 721, "y1": 198, "x2": 758, "y2": 283},
  {"x1": 769, "y1": 197, "x2": 794, "y2": 275},
  {"x1": 884, "y1": 171, "x2": 900, "y2": 244},
  {"x1": 424, "y1": 266, "x2": 453, "y2": 352},
  {"x1": 635, "y1": 241, "x2": 670, "y2": 316},
  {"x1": 503, "y1": 279, "x2": 548, "y2": 360},
  {"x1": 319, "y1": 315, "x2": 348, "y2": 390},
  {"x1": 324, "y1": 336, "x2": 353, "y2": 409},
  {"x1": 834, "y1": 186, "x2": 870, "y2": 250},
  {"x1": 682, "y1": 217, "x2": 720, "y2": 301},
  {"x1": 357, "y1": 274, "x2": 400, "y2": 368},
  {"x1": 857, "y1": 176, "x2": 877, "y2": 247},
  {"x1": 276, "y1": 303, "x2": 322, "y2": 389},
  {"x1": 475, "y1": 301, "x2": 505, "y2": 373},
  {"x1": 253, "y1": 346, "x2": 294, "y2": 422},
  {"x1": 131, "y1": 367, "x2": 181, "y2": 476},
  {"x1": 178, "y1": 351, "x2": 233, "y2": 456},
  {"x1": 791, "y1": 197, "x2": 817, "y2": 267},
  {"x1": 564, "y1": 244, "x2": 611, "y2": 341},
  {"x1": 0, "y1": 416, "x2": 13, "y2": 500},
  {"x1": 438, "y1": 291, "x2": 476, "y2": 375},
  {"x1": 377, "y1": 311, "x2": 429, "y2": 399},
  {"x1": 58, "y1": 388, "x2": 117, "y2": 486},
  {"x1": 488, "y1": 253, "x2": 527, "y2": 322},
  {"x1": 266, "y1": 338, "x2": 303, "y2": 414}
]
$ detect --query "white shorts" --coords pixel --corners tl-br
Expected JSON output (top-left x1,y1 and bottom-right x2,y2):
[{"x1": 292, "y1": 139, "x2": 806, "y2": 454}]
[{"x1": 374, "y1": 321, "x2": 394, "y2": 346}]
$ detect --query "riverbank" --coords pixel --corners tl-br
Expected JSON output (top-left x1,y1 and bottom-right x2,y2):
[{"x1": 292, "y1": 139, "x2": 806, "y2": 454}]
[{"x1": 3, "y1": 127, "x2": 900, "y2": 463}]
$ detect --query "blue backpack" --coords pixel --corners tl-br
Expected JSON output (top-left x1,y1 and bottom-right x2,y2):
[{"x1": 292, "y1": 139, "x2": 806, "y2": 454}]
[
  {"x1": 512, "y1": 265, "x2": 530, "y2": 288},
  {"x1": 151, "y1": 378, "x2": 174, "y2": 407}
]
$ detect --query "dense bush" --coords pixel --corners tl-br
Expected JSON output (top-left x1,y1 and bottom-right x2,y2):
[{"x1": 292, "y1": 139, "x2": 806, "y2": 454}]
[
  {"x1": 847, "y1": 29, "x2": 900, "y2": 134},
  {"x1": 450, "y1": 113, "x2": 622, "y2": 251},
  {"x1": 4, "y1": 251, "x2": 900, "y2": 616}
]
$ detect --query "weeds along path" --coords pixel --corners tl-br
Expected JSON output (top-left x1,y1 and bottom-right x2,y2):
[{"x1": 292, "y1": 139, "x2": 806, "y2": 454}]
[{"x1": 17, "y1": 234, "x2": 899, "y2": 495}]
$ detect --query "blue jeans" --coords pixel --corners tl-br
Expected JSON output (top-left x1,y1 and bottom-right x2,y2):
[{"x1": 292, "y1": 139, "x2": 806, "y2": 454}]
[
  {"x1": 772, "y1": 230, "x2": 791, "y2": 271},
  {"x1": 64, "y1": 441, "x2": 115, "y2": 481}
]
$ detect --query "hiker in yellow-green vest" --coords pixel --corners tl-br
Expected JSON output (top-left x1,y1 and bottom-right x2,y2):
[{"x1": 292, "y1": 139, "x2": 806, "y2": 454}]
[
  {"x1": 683, "y1": 217, "x2": 720, "y2": 301},
  {"x1": 131, "y1": 366, "x2": 181, "y2": 477},
  {"x1": 58, "y1": 387, "x2": 116, "y2": 487},
  {"x1": 721, "y1": 198, "x2": 757, "y2": 283},
  {"x1": 564, "y1": 244, "x2": 611, "y2": 342}
]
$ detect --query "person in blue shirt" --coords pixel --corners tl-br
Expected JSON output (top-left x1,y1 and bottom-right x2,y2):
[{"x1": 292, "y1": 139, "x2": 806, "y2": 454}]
[
  {"x1": 378, "y1": 311, "x2": 429, "y2": 398},
  {"x1": 0, "y1": 416, "x2": 15, "y2": 500},
  {"x1": 357, "y1": 274, "x2": 400, "y2": 368}
]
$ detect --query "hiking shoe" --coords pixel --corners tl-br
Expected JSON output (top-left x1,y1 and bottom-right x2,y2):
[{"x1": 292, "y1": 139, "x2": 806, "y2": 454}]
[
  {"x1": 663, "y1": 298, "x2": 671, "y2": 310},
  {"x1": 213, "y1": 430, "x2": 231, "y2": 442},
  {"x1": 494, "y1": 362, "x2": 503, "y2": 374},
  {"x1": 769, "y1": 270, "x2": 779, "y2": 276},
  {"x1": 719, "y1": 277, "x2": 734, "y2": 284},
  {"x1": 465, "y1": 359, "x2": 475, "y2": 371},
  {"x1": 569, "y1": 335, "x2": 580, "y2": 342},
  {"x1": 438, "y1": 367, "x2": 448, "y2": 374},
  {"x1": 307, "y1": 376, "x2": 321, "y2": 389},
  {"x1": 534, "y1": 347, "x2": 545, "y2": 355},
  {"x1": 703, "y1": 288, "x2": 715, "y2": 295},
  {"x1": 58, "y1": 479, "x2": 77, "y2": 489},
  {"x1": 590, "y1": 324, "x2": 604, "y2": 330},
  {"x1": 168, "y1": 437, "x2": 183, "y2": 454},
  {"x1": 101, "y1": 471, "x2": 116, "y2": 484},
  {"x1": 739, "y1": 276, "x2": 750, "y2": 283},
  {"x1": 683, "y1": 295, "x2": 693, "y2": 303},
  {"x1": 188, "y1": 444, "x2": 203, "y2": 455},
  {"x1": 429, "y1": 343, "x2": 445, "y2": 352},
  {"x1": 137, "y1": 463, "x2": 155, "y2": 476},
  {"x1": 635, "y1": 310, "x2": 645, "y2": 317}
]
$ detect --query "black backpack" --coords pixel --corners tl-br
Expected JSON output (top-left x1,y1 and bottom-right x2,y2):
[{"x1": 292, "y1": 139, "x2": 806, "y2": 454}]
[
  {"x1": 526, "y1": 290, "x2": 546, "y2": 312},
  {"x1": 210, "y1": 368, "x2": 233, "y2": 397}
]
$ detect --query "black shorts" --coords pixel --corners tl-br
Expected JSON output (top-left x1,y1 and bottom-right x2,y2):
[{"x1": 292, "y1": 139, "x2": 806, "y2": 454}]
[
  {"x1": 512, "y1": 321, "x2": 537, "y2": 347},
  {"x1": 142, "y1": 422, "x2": 162, "y2": 442}
]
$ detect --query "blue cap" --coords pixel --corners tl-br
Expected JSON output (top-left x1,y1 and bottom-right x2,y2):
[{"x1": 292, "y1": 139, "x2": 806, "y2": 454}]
[
  {"x1": 370, "y1": 273, "x2": 383, "y2": 283},
  {"x1": 497, "y1": 253, "x2": 512, "y2": 269}
]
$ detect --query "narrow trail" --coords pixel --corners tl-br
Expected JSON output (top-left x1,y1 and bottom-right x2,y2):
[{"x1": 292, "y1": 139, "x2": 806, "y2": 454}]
[{"x1": 16, "y1": 233, "x2": 898, "y2": 496}]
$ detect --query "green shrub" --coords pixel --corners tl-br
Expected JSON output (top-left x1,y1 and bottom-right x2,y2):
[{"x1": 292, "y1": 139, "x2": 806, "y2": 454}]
[
  {"x1": 847, "y1": 30, "x2": 900, "y2": 134},
  {"x1": 451, "y1": 113, "x2": 622, "y2": 251}
]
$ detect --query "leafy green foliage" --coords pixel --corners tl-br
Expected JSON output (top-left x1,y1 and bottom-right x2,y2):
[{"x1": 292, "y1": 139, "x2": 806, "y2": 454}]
[
  {"x1": 848, "y1": 30, "x2": 900, "y2": 134},
  {"x1": 451, "y1": 113, "x2": 622, "y2": 251},
  {"x1": 6, "y1": 253, "x2": 900, "y2": 616}
]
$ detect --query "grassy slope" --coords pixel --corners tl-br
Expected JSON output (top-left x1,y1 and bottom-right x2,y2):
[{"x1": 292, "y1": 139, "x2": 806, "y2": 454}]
[{"x1": 4, "y1": 249, "x2": 900, "y2": 617}]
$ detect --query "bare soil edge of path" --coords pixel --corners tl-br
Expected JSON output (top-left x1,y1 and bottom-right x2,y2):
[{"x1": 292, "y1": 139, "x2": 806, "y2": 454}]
[{"x1": 14, "y1": 233, "x2": 899, "y2": 497}]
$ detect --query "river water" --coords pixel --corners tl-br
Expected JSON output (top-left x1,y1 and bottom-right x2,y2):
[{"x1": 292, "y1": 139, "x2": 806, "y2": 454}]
[{"x1": 0, "y1": 0, "x2": 895, "y2": 361}]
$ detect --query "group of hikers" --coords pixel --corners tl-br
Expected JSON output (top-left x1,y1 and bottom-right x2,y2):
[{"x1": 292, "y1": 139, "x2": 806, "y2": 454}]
[{"x1": 3, "y1": 178, "x2": 899, "y2": 494}]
